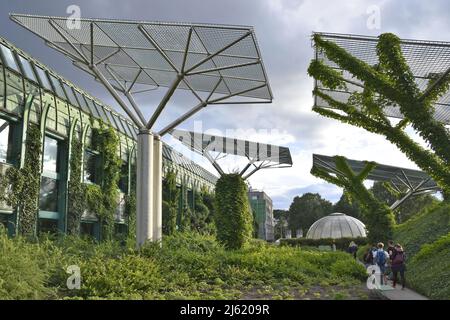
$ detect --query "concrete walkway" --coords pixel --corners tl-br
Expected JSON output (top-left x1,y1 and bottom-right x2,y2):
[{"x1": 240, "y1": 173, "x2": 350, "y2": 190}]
[{"x1": 374, "y1": 284, "x2": 429, "y2": 300}]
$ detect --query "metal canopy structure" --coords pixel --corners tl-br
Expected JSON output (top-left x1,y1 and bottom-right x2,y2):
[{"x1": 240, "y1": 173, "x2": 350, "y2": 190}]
[
  {"x1": 11, "y1": 14, "x2": 273, "y2": 132},
  {"x1": 312, "y1": 154, "x2": 441, "y2": 210},
  {"x1": 171, "y1": 129, "x2": 292, "y2": 180},
  {"x1": 313, "y1": 32, "x2": 450, "y2": 125},
  {"x1": 11, "y1": 14, "x2": 273, "y2": 246}
]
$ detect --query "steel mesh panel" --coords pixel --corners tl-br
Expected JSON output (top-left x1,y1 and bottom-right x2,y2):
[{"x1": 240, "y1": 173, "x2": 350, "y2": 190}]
[
  {"x1": 52, "y1": 18, "x2": 116, "y2": 46},
  {"x1": 315, "y1": 33, "x2": 450, "y2": 124},
  {"x1": 312, "y1": 154, "x2": 439, "y2": 190},
  {"x1": 96, "y1": 21, "x2": 156, "y2": 49},
  {"x1": 194, "y1": 26, "x2": 258, "y2": 57},
  {"x1": 171, "y1": 129, "x2": 293, "y2": 165},
  {"x1": 11, "y1": 15, "x2": 272, "y2": 100}
]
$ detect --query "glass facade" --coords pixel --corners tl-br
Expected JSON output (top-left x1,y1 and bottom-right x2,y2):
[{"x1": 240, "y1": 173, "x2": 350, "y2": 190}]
[
  {"x1": 84, "y1": 150, "x2": 99, "y2": 184},
  {"x1": 39, "y1": 176, "x2": 58, "y2": 212},
  {"x1": 0, "y1": 118, "x2": 10, "y2": 163},
  {"x1": 0, "y1": 36, "x2": 216, "y2": 238},
  {"x1": 42, "y1": 136, "x2": 59, "y2": 173},
  {"x1": 0, "y1": 43, "x2": 19, "y2": 72},
  {"x1": 40, "y1": 136, "x2": 61, "y2": 214}
]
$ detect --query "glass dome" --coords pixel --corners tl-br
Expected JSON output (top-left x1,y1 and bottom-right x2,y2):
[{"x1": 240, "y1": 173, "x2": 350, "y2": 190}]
[{"x1": 306, "y1": 213, "x2": 366, "y2": 239}]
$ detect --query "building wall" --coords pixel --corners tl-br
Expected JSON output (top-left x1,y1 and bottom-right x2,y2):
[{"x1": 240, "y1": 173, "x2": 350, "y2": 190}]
[
  {"x1": 0, "y1": 35, "x2": 217, "y2": 238},
  {"x1": 248, "y1": 190, "x2": 274, "y2": 241}
]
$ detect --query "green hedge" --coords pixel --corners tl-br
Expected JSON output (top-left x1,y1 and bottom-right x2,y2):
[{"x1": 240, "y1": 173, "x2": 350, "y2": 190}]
[
  {"x1": 393, "y1": 202, "x2": 450, "y2": 299},
  {"x1": 0, "y1": 230, "x2": 368, "y2": 300},
  {"x1": 394, "y1": 202, "x2": 450, "y2": 258},
  {"x1": 408, "y1": 232, "x2": 450, "y2": 299},
  {"x1": 214, "y1": 174, "x2": 253, "y2": 249},
  {"x1": 281, "y1": 237, "x2": 368, "y2": 251}
]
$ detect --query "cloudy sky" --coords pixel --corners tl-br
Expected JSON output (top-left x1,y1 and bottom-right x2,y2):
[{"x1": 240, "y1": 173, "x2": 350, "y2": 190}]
[{"x1": 1, "y1": 0, "x2": 448, "y2": 209}]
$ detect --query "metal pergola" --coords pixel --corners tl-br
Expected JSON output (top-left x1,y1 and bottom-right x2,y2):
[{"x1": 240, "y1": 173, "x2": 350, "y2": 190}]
[
  {"x1": 312, "y1": 154, "x2": 441, "y2": 210},
  {"x1": 171, "y1": 129, "x2": 292, "y2": 179},
  {"x1": 11, "y1": 14, "x2": 273, "y2": 246},
  {"x1": 313, "y1": 32, "x2": 450, "y2": 125}
]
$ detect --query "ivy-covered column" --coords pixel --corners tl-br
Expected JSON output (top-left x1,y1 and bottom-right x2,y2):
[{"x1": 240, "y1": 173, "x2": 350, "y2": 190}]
[{"x1": 214, "y1": 174, "x2": 253, "y2": 249}]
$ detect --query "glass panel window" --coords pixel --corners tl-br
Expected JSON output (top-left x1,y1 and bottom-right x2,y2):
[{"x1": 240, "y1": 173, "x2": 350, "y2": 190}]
[
  {"x1": 35, "y1": 66, "x2": 52, "y2": 91},
  {"x1": 74, "y1": 90, "x2": 91, "y2": 114},
  {"x1": 42, "y1": 136, "x2": 59, "y2": 173},
  {"x1": 84, "y1": 150, "x2": 99, "y2": 184},
  {"x1": 49, "y1": 75, "x2": 66, "y2": 100},
  {"x1": 85, "y1": 97, "x2": 101, "y2": 118},
  {"x1": 80, "y1": 222, "x2": 95, "y2": 237},
  {"x1": 119, "y1": 161, "x2": 128, "y2": 193},
  {"x1": 38, "y1": 218, "x2": 58, "y2": 234},
  {"x1": 17, "y1": 55, "x2": 37, "y2": 82},
  {"x1": 95, "y1": 102, "x2": 110, "y2": 123},
  {"x1": 0, "y1": 119, "x2": 11, "y2": 163},
  {"x1": 39, "y1": 177, "x2": 59, "y2": 212},
  {"x1": 0, "y1": 44, "x2": 19, "y2": 72},
  {"x1": 63, "y1": 83, "x2": 79, "y2": 106}
]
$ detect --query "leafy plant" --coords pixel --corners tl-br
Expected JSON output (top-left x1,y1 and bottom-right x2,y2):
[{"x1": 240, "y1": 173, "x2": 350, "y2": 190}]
[
  {"x1": 308, "y1": 32, "x2": 450, "y2": 200},
  {"x1": 311, "y1": 156, "x2": 395, "y2": 243},
  {"x1": 0, "y1": 124, "x2": 42, "y2": 237},
  {"x1": 67, "y1": 137, "x2": 85, "y2": 235},
  {"x1": 162, "y1": 168, "x2": 179, "y2": 235},
  {"x1": 214, "y1": 174, "x2": 253, "y2": 249}
]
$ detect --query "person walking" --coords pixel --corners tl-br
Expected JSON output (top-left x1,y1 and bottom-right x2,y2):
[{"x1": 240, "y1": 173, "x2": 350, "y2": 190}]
[
  {"x1": 348, "y1": 241, "x2": 358, "y2": 259},
  {"x1": 373, "y1": 242, "x2": 389, "y2": 285},
  {"x1": 386, "y1": 240, "x2": 395, "y2": 281},
  {"x1": 363, "y1": 246, "x2": 374, "y2": 266},
  {"x1": 391, "y1": 244, "x2": 406, "y2": 290}
]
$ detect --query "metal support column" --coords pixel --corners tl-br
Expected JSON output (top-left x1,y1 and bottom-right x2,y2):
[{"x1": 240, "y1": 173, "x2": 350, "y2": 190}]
[
  {"x1": 136, "y1": 129, "x2": 154, "y2": 246},
  {"x1": 152, "y1": 135, "x2": 162, "y2": 243}
]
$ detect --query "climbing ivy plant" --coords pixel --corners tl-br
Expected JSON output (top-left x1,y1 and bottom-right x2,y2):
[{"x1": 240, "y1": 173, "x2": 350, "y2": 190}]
[
  {"x1": 85, "y1": 124, "x2": 122, "y2": 241},
  {"x1": 214, "y1": 174, "x2": 253, "y2": 249},
  {"x1": 125, "y1": 159, "x2": 136, "y2": 240},
  {"x1": 67, "y1": 137, "x2": 84, "y2": 235},
  {"x1": 308, "y1": 33, "x2": 450, "y2": 200},
  {"x1": 0, "y1": 124, "x2": 42, "y2": 237},
  {"x1": 311, "y1": 156, "x2": 395, "y2": 242},
  {"x1": 162, "y1": 168, "x2": 179, "y2": 235}
]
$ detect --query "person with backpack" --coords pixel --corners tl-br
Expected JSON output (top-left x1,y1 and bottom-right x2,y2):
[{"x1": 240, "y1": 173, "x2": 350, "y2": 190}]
[
  {"x1": 391, "y1": 244, "x2": 406, "y2": 289},
  {"x1": 373, "y1": 242, "x2": 389, "y2": 285}
]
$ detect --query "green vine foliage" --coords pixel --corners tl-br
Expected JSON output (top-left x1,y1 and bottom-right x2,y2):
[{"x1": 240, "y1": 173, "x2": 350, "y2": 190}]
[
  {"x1": 308, "y1": 33, "x2": 450, "y2": 200},
  {"x1": 162, "y1": 169, "x2": 179, "y2": 235},
  {"x1": 67, "y1": 137, "x2": 85, "y2": 235},
  {"x1": 125, "y1": 160, "x2": 136, "y2": 240},
  {"x1": 214, "y1": 174, "x2": 253, "y2": 249},
  {"x1": 0, "y1": 124, "x2": 42, "y2": 237},
  {"x1": 311, "y1": 156, "x2": 395, "y2": 243},
  {"x1": 86, "y1": 125, "x2": 122, "y2": 241}
]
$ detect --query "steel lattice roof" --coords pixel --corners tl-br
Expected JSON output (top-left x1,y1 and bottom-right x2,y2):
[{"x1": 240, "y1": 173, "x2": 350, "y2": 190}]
[
  {"x1": 313, "y1": 32, "x2": 450, "y2": 125},
  {"x1": 312, "y1": 154, "x2": 439, "y2": 191},
  {"x1": 171, "y1": 129, "x2": 293, "y2": 167},
  {"x1": 11, "y1": 14, "x2": 272, "y2": 101}
]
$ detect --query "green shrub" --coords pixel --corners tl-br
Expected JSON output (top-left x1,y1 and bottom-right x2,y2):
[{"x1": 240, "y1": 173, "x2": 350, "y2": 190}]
[
  {"x1": 0, "y1": 229, "x2": 55, "y2": 299},
  {"x1": 0, "y1": 230, "x2": 369, "y2": 300},
  {"x1": 407, "y1": 233, "x2": 450, "y2": 299},
  {"x1": 281, "y1": 237, "x2": 368, "y2": 251},
  {"x1": 214, "y1": 174, "x2": 253, "y2": 249},
  {"x1": 394, "y1": 202, "x2": 450, "y2": 258}
]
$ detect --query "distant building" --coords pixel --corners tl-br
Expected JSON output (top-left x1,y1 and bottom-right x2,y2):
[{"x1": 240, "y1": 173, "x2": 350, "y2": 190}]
[{"x1": 248, "y1": 189, "x2": 274, "y2": 241}]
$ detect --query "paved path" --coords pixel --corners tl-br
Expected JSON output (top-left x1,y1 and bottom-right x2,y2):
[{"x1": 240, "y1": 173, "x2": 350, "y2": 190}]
[{"x1": 371, "y1": 283, "x2": 429, "y2": 300}]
